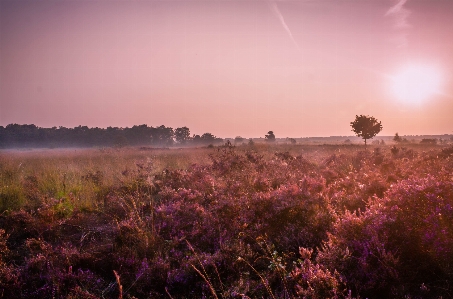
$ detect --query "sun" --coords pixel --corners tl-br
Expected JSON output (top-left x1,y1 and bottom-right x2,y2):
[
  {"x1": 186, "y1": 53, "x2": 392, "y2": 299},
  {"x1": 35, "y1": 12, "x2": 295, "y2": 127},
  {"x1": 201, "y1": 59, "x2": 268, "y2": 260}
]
[{"x1": 391, "y1": 65, "x2": 442, "y2": 104}]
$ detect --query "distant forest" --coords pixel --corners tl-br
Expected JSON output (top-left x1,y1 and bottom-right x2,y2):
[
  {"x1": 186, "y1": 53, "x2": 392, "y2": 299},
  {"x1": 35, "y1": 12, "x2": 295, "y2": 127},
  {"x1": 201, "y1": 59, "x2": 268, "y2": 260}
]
[{"x1": 0, "y1": 124, "x2": 224, "y2": 148}]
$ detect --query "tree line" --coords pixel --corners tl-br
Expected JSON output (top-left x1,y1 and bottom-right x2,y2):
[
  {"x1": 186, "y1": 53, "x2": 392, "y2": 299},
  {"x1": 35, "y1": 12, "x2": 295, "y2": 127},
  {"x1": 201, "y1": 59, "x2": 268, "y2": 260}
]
[
  {"x1": 0, "y1": 115, "x2": 390, "y2": 148},
  {"x1": 0, "y1": 124, "x2": 224, "y2": 148}
]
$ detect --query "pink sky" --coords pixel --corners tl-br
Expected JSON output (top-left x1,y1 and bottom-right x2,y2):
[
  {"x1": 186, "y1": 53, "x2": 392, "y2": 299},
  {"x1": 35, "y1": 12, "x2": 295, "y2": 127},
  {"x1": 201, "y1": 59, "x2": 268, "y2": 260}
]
[{"x1": 1, "y1": 0, "x2": 452, "y2": 138}]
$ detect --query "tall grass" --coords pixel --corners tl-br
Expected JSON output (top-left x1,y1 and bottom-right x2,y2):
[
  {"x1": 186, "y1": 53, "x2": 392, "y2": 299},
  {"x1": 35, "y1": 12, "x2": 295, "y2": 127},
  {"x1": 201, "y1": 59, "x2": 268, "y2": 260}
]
[{"x1": 0, "y1": 147, "x2": 214, "y2": 213}]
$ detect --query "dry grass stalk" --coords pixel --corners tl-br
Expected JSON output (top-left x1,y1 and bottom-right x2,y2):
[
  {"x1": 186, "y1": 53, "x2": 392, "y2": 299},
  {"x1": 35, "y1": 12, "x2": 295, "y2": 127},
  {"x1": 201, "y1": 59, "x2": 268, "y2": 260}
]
[{"x1": 113, "y1": 270, "x2": 123, "y2": 299}]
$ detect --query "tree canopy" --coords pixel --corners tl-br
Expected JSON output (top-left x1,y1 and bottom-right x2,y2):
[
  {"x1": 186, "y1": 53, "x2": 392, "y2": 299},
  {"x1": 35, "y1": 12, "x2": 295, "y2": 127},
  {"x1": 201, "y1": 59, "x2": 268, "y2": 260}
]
[
  {"x1": 350, "y1": 115, "x2": 382, "y2": 146},
  {"x1": 175, "y1": 127, "x2": 191, "y2": 144},
  {"x1": 265, "y1": 131, "x2": 276, "y2": 142},
  {"x1": 0, "y1": 124, "x2": 224, "y2": 148}
]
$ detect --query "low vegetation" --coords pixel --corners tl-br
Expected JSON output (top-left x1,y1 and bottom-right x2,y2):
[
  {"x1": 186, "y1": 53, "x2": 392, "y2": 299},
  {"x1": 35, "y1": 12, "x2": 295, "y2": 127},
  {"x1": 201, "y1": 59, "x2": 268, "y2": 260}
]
[{"x1": 0, "y1": 143, "x2": 452, "y2": 298}]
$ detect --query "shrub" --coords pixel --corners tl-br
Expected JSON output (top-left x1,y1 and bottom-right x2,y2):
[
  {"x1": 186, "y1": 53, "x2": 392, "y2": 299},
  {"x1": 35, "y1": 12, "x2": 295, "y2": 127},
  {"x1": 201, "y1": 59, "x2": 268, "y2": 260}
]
[
  {"x1": 420, "y1": 138, "x2": 437, "y2": 144},
  {"x1": 291, "y1": 247, "x2": 346, "y2": 299},
  {"x1": 318, "y1": 176, "x2": 453, "y2": 298}
]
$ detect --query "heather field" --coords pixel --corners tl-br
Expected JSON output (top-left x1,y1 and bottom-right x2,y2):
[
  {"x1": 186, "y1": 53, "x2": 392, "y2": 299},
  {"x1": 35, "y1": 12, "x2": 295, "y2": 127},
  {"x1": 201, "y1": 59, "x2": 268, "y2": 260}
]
[{"x1": 1, "y1": 143, "x2": 453, "y2": 299}]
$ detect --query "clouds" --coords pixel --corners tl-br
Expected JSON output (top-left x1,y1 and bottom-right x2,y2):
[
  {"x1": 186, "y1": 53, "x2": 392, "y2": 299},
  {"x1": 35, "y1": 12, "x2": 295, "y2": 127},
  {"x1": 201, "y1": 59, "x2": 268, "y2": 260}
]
[
  {"x1": 268, "y1": 1, "x2": 301, "y2": 51},
  {"x1": 385, "y1": 0, "x2": 411, "y2": 48}
]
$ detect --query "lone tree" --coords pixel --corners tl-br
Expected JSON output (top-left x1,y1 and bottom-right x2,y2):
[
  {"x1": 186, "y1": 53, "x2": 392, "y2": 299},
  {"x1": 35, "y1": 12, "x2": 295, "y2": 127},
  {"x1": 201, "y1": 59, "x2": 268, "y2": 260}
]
[
  {"x1": 394, "y1": 132, "x2": 408, "y2": 143},
  {"x1": 350, "y1": 115, "x2": 382, "y2": 147},
  {"x1": 265, "y1": 131, "x2": 276, "y2": 142}
]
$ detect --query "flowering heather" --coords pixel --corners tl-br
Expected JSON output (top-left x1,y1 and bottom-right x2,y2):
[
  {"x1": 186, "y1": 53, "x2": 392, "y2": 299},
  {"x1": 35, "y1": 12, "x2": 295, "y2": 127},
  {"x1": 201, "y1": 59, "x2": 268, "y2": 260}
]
[{"x1": 0, "y1": 144, "x2": 452, "y2": 298}]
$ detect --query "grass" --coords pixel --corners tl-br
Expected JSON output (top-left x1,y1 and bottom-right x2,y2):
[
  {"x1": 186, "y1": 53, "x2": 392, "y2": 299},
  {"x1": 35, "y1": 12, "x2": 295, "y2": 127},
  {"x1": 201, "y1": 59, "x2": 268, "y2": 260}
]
[{"x1": 0, "y1": 147, "x2": 215, "y2": 213}]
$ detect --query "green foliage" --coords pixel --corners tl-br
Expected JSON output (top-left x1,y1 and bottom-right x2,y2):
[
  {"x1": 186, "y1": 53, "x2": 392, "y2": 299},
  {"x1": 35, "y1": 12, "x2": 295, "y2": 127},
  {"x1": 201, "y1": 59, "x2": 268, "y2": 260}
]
[
  {"x1": 0, "y1": 184, "x2": 25, "y2": 212},
  {"x1": 53, "y1": 197, "x2": 74, "y2": 218}
]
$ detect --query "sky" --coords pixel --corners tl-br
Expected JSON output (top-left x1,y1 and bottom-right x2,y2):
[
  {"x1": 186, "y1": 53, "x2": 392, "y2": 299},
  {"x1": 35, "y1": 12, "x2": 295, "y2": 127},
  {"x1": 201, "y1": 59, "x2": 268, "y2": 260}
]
[{"x1": 1, "y1": 0, "x2": 453, "y2": 138}]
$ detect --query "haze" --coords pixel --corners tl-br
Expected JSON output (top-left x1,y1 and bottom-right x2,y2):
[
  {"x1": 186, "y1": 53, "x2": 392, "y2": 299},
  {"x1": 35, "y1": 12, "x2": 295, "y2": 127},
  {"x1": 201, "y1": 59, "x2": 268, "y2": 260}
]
[{"x1": 1, "y1": 0, "x2": 452, "y2": 138}]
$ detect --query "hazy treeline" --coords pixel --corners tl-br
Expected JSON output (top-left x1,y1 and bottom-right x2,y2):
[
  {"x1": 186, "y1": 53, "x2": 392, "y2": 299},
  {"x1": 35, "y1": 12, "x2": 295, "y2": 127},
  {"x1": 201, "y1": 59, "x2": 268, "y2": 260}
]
[{"x1": 0, "y1": 124, "x2": 224, "y2": 148}]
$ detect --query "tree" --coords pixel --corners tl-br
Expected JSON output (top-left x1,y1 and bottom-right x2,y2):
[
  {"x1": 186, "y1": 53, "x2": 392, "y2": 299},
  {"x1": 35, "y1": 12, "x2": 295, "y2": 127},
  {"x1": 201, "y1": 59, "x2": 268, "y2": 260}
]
[
  {"x1": 265, "y1": 131, "x2": 276, "y2": 142},
  {"x1": 350, "y1": 115, "x2": 382, "y2": 147},
  {"x1": 150, "y1": 125, "x2": 174, "y2": 146},
  {"x1": 394, "y1": 132, "x2": 408, "y2": 143},
  {"x1": 192, "y1": 134, "x2": 201, "y2": 144},
  {"x1": 198, "y1": 133, "x2": 223, "y2": 145},
  {"x1": 201, "y1": 133, "x2": 216, "y2": 143},
  {"x1": 175, "y1": 127, "x2": 191, "y2": 144}
]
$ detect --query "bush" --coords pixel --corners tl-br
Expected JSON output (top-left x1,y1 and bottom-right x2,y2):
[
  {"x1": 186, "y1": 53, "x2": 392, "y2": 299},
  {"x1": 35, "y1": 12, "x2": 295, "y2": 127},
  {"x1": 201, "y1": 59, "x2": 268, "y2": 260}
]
[
  {"x1": 291, "y1": 247, "x2": 346, "y2": 299},
  {"x1": 420, "y1": 138, "x2": 437, "y2": 144},
  {"x1": 318, "y1": 176, "x2": 453, "y2": 298}
]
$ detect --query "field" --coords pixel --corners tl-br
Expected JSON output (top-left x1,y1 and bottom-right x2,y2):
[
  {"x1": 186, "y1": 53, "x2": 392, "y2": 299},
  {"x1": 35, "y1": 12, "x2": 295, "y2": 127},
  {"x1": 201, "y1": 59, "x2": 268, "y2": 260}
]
[{"x1": 1, "y1": 143, "x2": 452, "y2": 298}]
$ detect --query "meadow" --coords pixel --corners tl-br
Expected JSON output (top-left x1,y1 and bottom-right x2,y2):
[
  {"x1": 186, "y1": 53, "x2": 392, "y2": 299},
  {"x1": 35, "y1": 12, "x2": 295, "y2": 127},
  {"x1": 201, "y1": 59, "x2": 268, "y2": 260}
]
[{"x1": 0, "y1": 143, "x2": 452, "y2": 298}]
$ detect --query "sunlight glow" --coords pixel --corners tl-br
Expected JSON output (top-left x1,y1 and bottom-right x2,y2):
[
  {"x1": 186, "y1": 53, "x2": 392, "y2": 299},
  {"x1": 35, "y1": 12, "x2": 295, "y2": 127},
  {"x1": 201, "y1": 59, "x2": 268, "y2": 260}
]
[{"x1": 391, "y1": 65, "x2": 442, "y2": 104}]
